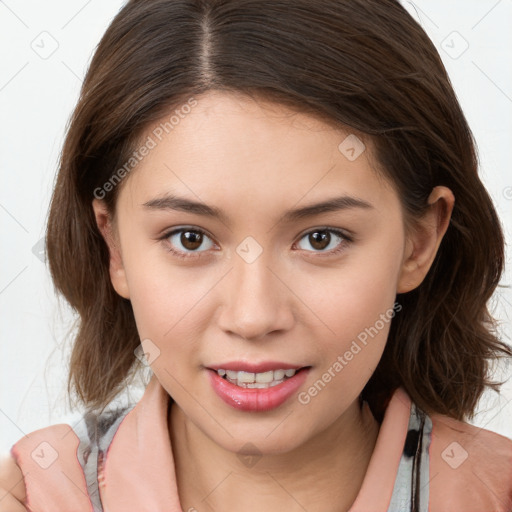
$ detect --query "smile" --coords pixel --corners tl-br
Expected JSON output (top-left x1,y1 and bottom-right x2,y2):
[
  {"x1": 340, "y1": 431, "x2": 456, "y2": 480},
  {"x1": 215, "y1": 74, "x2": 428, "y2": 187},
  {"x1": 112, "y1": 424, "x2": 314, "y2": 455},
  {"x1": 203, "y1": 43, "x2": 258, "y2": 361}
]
[{"x1": 217, "y1": 368, "x2": 298, "y2": 388}]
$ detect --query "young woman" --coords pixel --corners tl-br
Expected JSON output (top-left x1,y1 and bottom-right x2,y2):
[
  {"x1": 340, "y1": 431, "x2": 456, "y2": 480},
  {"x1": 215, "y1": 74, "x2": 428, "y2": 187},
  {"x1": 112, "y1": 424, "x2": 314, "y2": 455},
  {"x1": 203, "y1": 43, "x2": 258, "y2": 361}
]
[{"x1": 2, "y1": 1, "x2": 511, "y2": 511}]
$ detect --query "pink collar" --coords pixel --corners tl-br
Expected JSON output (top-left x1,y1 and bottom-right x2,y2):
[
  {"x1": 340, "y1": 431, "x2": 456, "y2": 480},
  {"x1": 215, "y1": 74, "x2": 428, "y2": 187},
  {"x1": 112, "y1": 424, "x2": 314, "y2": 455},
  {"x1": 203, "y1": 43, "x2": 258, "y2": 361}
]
[{"x1": 101, "y1": 374, "x2": 411, "y2": 511}]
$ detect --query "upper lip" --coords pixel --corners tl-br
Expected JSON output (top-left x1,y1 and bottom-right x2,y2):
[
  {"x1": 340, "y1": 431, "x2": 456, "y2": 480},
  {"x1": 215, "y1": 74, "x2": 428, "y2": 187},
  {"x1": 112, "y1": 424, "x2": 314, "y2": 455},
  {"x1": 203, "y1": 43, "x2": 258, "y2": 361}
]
[{"x1": 207, "y1": 361, "x2": 308, "y2": 373}]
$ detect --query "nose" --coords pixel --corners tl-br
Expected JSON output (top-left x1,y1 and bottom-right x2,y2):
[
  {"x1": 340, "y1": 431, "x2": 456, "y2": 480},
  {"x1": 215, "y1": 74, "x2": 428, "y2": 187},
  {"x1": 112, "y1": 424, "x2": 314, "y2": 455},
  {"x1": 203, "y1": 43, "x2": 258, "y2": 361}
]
[{"x1": 217, "y1": 251, "x2": 295, "y2": 341}]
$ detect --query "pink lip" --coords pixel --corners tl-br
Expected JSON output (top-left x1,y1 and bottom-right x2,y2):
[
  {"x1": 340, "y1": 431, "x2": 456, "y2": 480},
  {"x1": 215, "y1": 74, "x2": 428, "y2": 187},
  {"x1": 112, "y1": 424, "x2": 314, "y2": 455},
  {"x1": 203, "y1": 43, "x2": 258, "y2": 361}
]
[
  {"x1": 207, "y1": 361, "x2": 305, "y2": 373},
  {"x1": 207, "y1": 367, "x2": 311, "y2": 412}
]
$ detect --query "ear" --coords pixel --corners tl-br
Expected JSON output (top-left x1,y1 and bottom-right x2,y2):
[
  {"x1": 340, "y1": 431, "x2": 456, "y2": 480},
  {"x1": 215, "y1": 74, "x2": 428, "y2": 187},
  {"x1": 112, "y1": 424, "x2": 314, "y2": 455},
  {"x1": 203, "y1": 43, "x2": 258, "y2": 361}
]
[
  {"x1": 397, "y1": 186, "x2": 455, "y2": 293},
  {"x1": 92, "y1": 199, "x2": 130, "y2": 299}
]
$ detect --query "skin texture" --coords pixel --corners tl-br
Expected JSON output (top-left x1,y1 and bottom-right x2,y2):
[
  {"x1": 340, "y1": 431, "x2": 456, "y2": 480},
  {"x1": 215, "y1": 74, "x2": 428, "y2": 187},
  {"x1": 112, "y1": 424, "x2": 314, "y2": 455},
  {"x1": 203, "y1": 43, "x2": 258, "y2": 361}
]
[{"x1": 93, "y1": 90, "x2": 454, "y2": 511}]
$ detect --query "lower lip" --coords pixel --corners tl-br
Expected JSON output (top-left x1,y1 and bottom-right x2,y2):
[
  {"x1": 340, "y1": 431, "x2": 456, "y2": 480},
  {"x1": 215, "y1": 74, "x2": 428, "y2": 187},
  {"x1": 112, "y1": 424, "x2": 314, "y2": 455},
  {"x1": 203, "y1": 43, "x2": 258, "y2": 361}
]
[{"x1": 207, "y1": 368, "x2": 310, "y2": 412}]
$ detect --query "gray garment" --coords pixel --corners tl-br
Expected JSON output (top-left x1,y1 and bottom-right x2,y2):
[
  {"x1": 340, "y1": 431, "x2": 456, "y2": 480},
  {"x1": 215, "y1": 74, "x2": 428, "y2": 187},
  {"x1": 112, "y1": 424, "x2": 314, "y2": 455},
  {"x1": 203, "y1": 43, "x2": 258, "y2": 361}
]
[
  {"x1": 387, "y1": 402, "x2": 432, "y2": 511},
  {"x1": 73, "y1": 404, "x2": 135, "y2": 512}
]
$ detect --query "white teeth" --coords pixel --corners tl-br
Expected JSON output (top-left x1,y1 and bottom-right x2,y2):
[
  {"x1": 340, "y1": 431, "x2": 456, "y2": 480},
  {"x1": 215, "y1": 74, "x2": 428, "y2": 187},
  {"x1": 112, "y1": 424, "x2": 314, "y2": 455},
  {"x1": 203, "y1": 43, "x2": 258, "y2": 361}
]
[
  {"x1": 237, "y1": 371, "x2": 255, "y2": 383},
  {"x1": 216, "y1": 368, "x2": 299, "y2": 387},
  {"x1": 255, "y1": 371, "x2": 274, "y2": 383},
  {"x1": 226, "y1": 370, "x2": 238, "y2": 380},
  {"x1": 273, "y1": 369, "x2": 285, "y2": 380}
]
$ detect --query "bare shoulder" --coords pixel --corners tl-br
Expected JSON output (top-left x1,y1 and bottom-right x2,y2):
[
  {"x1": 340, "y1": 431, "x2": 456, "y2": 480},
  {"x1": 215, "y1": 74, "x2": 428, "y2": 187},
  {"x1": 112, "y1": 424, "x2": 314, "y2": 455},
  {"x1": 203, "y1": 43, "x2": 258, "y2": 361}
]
[{"x1": 0, "y1": 452, "x2": 26, "y2": 503}]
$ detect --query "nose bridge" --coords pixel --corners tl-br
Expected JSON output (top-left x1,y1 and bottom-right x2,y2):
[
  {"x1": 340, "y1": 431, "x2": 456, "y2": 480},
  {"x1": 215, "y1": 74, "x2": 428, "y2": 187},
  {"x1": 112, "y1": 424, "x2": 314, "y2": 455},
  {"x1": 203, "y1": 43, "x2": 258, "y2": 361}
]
[{"x1": 218, "y1": 246, "x2": 292, "y2": 340}]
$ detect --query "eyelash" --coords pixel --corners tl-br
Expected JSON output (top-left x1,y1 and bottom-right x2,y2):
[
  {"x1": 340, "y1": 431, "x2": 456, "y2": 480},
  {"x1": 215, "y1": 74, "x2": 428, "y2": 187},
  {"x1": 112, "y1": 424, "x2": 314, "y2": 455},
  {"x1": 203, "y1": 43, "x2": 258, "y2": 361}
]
[{"x1": 158, "y1": 226, "x2": 353, "y2": 260}]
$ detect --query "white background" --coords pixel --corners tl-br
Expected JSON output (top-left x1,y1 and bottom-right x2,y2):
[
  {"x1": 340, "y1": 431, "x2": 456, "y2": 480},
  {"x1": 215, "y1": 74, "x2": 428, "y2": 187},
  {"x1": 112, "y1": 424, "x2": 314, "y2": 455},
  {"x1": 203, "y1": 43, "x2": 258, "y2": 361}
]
[{"x1": 1, "y1": 0, "x2": 511, "y2": 455}]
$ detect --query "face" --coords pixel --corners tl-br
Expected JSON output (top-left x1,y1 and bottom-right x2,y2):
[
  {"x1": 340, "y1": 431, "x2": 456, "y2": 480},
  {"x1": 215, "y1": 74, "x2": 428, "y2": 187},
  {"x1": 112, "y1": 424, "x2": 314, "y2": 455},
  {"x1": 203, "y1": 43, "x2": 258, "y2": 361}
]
[{"x1": 93, "y1": 90, "x2": 451, "y2": 456}]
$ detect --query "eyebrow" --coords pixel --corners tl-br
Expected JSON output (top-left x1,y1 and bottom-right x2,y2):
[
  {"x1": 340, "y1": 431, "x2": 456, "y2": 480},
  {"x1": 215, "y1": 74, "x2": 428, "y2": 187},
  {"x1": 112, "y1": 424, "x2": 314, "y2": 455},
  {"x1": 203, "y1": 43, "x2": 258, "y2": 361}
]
[{"x1": 142, "y1": 193, "x2": 373, "y2": 225}]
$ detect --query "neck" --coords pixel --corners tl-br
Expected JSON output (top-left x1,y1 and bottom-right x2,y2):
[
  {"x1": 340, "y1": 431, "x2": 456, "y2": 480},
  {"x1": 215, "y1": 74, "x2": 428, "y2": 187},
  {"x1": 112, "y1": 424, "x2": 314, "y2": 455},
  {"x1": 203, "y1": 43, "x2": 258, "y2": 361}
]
[{"x1": 168, "y1": 398, "x2": 380, "y2": 512}]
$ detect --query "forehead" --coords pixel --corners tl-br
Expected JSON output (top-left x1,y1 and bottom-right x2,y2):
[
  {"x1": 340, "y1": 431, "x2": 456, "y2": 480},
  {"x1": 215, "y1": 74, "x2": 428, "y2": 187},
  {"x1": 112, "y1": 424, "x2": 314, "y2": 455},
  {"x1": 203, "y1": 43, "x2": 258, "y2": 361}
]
[{"x1": 118, "y1": 90, "x2": 397, "y2": 217}]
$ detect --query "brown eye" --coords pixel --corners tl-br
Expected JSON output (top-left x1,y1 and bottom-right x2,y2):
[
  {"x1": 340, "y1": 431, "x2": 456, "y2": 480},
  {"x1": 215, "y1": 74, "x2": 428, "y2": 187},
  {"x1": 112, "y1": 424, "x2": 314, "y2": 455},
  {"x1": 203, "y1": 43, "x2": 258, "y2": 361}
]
[
  {"x1": 181, "y1": 230, "x2": 203, "y2": 250},
  {"x1": 296, "y1": 228, "x2": 347, "y2": 253},
  {"x1": 309, "y1": 230, "x2": 331, "y2": 250},
  {"x1": 166, "y1": 228, "x2": 215, "y2": 254}
]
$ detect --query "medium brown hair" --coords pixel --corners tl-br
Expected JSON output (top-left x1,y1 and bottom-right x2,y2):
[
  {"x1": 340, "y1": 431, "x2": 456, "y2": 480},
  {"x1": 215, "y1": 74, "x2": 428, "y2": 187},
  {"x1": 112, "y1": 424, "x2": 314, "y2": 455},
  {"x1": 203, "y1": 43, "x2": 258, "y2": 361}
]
[{"x1": 46, "y1": 0, "x2": 512, "y2": 421}]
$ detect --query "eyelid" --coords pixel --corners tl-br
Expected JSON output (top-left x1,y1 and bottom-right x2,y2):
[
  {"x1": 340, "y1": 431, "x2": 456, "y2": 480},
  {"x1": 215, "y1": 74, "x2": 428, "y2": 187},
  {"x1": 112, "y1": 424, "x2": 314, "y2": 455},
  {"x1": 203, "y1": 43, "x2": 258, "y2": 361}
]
[{"x1": 162, "y1": 226, "x2": 215, "y2": 242}]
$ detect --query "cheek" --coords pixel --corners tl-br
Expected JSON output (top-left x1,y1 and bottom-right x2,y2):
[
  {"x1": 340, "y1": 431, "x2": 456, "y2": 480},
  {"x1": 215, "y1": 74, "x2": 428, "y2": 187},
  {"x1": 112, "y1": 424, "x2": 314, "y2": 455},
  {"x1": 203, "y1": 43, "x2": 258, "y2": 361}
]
[
  {"x1": 128, "y1": 270, "x2": 207, "y2": 344},
  {"x1": 127, "y1": 269, "x2": 206, "y2": 388},
  {"x1": 299, "y1": 244, "x2": 402, "y2": 348},
  {"x1": 119, "y1": 234, "x2": 196, "y2": 332},
  {"x1": 293, "y1": 239, "x2": 403, "y2": 413},
  {"x1": 122, "y1": 245, "x2": 223, "y2": 372},
  {"x1": 294, "y1": 262, "x2": 400, "y2": 429}
]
